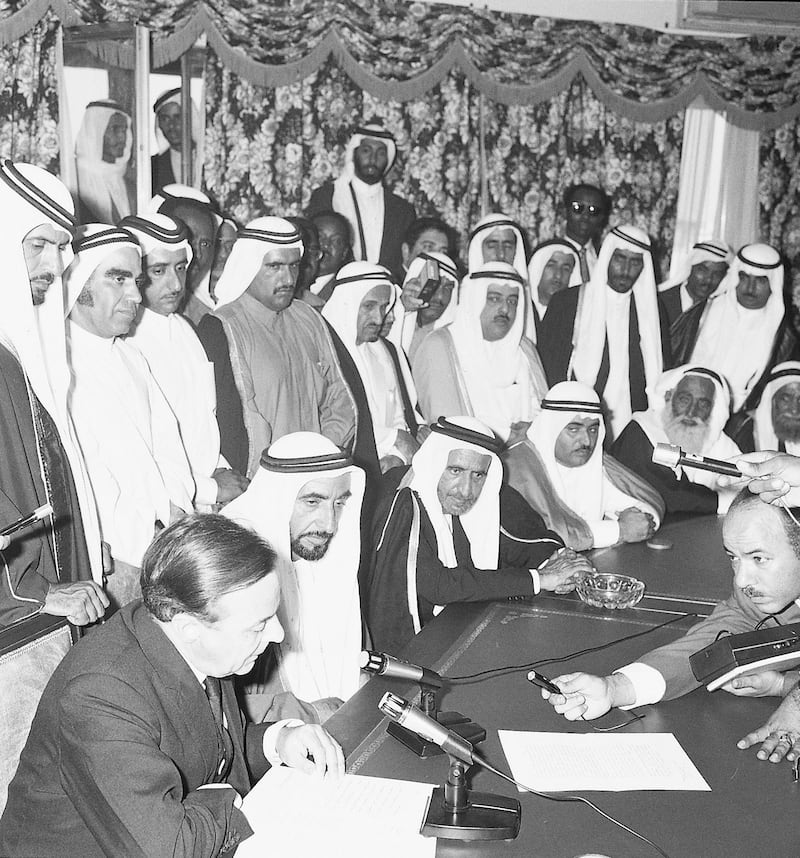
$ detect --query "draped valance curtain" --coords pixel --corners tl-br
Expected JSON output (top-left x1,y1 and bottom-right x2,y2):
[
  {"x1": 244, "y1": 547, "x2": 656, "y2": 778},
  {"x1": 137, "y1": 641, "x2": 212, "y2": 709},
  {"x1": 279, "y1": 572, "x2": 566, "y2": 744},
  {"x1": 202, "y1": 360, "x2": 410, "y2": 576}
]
[{"x1": 0, "y1": 0, "x2": 798, "y2": 285}]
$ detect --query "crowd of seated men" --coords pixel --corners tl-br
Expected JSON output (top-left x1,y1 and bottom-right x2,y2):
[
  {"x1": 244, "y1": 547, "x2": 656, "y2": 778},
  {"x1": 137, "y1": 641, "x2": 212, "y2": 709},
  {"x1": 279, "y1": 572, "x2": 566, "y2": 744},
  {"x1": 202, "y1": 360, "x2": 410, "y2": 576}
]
[{"x1": 0, "y1": 116, "x2": 799, "y2": 855}]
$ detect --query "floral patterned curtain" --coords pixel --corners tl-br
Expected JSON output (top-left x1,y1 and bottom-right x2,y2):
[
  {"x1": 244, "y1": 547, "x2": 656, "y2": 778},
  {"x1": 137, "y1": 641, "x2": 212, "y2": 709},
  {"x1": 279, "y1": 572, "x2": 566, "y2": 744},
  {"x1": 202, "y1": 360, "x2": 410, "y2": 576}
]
[
  {"x1": 205, "y1": 55, "x2": 684, "y2": 267},
  {"x1": 0, "y1": 14, "x2": 59, "y2": 170},
  {"x1": 482, "y1": 76, "x2": 684, "y2": 270},
  {"x1": 760, "y1": 120, "x2": 800, "y2": 324}
]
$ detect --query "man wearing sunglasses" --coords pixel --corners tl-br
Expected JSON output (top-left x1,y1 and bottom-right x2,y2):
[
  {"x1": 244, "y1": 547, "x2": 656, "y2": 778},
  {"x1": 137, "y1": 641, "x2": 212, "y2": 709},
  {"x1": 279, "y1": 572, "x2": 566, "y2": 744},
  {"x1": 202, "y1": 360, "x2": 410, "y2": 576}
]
[{"x1": 560, "y1": 183, "x2": 610, "y2": 283}]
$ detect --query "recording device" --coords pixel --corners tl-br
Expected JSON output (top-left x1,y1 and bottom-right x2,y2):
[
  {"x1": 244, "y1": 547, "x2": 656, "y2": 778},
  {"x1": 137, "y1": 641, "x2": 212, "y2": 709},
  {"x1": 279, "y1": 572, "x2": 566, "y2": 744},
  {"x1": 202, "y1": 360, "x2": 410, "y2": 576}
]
[
  {"x1": 690, "y1": 622, "x2": 800, "y2": 691},
  {"x1": 652, "y1": 442, "x2": 742, "y2": 478},
  {"x1": 378, "y1": 692, "x2": 521, "y2": 841},
  {"x1": 1, "y1": 503, "x2": 53, "y2": 538},
  {"x1": 526, "y1": 669, "x2": 561, "y2": 696},
  {"x1": 416, "y1": 257, "x2": 441, "y2": 305},
  {"x1": 359, "y1": 650, "x2": 443, "y2": 689}
]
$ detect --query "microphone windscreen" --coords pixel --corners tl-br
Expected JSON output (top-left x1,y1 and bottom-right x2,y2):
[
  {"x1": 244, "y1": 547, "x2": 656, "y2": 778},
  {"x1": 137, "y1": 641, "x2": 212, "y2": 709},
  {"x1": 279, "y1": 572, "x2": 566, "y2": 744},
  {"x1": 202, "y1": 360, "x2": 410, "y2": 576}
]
[{"x1": 652, "y1": 442, "x2": 681, "y2": 468}]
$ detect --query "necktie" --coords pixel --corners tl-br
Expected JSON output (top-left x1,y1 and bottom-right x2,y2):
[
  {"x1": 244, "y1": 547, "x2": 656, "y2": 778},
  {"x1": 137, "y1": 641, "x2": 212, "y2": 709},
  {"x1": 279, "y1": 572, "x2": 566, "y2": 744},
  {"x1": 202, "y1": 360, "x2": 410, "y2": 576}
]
[
  {"x1": 578, "y1": 246, "x2": 590, "y2": 284},
  {"x1": 204, "y1": 677, "x2": 234, "y2": 782}
]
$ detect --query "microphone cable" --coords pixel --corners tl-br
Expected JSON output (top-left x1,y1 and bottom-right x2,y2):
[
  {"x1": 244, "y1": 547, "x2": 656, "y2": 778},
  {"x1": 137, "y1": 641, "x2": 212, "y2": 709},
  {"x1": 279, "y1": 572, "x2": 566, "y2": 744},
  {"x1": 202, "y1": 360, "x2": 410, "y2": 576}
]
[
  {"x1": 470, "y1": 748, "x2": 673, "y2": 858},
  {"x1": 445, "y1": 612, "x2": 696, "y2": 684}
]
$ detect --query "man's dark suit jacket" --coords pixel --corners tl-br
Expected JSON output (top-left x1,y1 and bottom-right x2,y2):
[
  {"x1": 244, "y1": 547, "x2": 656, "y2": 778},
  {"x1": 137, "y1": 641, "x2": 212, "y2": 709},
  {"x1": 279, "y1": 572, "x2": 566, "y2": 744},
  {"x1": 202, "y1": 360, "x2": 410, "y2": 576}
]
[
  {"x1": 151, "y1": 150, "x2": 176, "y2": 196},
  {"x1": 659, "y1": 283, "x2": 685, "y2": 328},
  {"x1": 306, "y1": 181, "x2": 416, "y2": 284},
  {"x1": 0, "y1": 601, "x2": 271, "y2": 857}
]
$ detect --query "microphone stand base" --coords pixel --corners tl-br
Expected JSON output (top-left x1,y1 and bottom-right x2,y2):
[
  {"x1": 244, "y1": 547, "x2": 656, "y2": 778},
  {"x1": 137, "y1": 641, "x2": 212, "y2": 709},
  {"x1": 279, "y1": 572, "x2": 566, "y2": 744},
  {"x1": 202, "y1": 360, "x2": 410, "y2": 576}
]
[
  {"x1": 421, "y1": 788, "x2": 521, "y2": 841},
  {"x1": 387, "y1": 718, "x2": 487, "y2": 758}
]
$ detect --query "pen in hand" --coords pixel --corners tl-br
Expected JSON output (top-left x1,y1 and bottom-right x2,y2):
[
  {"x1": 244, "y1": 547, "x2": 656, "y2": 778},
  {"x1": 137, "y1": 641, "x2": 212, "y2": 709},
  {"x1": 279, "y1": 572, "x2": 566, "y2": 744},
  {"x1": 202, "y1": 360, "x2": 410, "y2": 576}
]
[{"x1": 527, "y1": 669, "x2": 562, "y2": 696}]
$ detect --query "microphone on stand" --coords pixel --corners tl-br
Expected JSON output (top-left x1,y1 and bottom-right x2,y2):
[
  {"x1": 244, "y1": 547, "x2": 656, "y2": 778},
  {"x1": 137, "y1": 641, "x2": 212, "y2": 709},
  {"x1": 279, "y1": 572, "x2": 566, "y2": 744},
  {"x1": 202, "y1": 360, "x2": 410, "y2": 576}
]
[
  {"x1": 652, "y1": 442, "x2": 742, "y2": 478},
  {"x1": 359, "y1": 650, "x2": 443, "y2": 689},
  {"x1": 378, "y1": 692, "x2": 521, "y2": 841}
]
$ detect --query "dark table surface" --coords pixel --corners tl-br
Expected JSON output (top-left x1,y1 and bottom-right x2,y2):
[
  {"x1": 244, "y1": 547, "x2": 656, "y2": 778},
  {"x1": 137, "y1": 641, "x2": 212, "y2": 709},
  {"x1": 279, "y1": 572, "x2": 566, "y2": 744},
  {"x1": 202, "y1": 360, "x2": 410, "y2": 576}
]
[
  {"x1": 327, "y1": 596, "x2": 800, "y2": 858},
  {"x1": 589, "y1": 514, "x2": 731, "y2": 616}
]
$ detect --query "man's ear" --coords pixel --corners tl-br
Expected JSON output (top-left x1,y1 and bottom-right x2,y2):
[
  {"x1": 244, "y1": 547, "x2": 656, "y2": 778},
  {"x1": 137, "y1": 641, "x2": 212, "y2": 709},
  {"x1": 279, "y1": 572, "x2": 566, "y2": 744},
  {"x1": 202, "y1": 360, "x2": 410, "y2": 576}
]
[{"x1": 664, "y1": 389, "x2": 673, "y2": 404}]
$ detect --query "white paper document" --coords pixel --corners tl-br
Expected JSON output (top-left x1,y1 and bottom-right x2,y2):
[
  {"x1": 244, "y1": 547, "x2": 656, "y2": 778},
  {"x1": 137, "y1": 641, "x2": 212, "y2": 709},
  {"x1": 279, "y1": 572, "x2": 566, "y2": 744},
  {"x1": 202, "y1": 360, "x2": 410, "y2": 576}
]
[
  {"x1": 498, "y1": 730, "x2": 710, "y2": 792},
  {"x1": 236, "y1": 767, "x2": 436, "y2": 858}
]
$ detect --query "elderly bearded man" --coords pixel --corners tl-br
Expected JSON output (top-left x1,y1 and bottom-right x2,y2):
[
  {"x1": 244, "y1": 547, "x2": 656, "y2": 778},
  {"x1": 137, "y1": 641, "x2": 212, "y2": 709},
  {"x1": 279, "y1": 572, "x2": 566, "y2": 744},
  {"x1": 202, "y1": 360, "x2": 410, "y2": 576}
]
[
  {"x1": 541, "y1": 491, "x2": 800, "y2": 744},
  {"x1": 611, "y1": 365, "x2": 741, "y2": 515},
  {"x1": 307, "y1": 122, "x2": 416, "y2": 282},
  {"x1": 223, "y1": 433, "x2": 366, "y2": 723},
  {"x1": 413, "y1": 261, "x2": 548, "y2": 444},
  {"x1": 122, "y1": 213, "x2": 249, "y2": 510},
  {"x1": 197, "y1": 217, "x2": 356, "y2": 478},
  {"x1": 365, "y1": 416, "x2": 593, "y2": 653},
  {"x1": 65, "y1": 225, "x2": 195, "y2": 609},
  {"x1": 733, "y1": 362, "x2": 800, "y2": 455},
  {"x1": 539, "y1": 224, "x2": 670, "y2": 441},
  {"x1": 0, "y1": 161, "x2": 106, "y2": 626},
  {"x1": 505, "y1": 381, "x2": 663, "y2": 551},
  {"x1": 0, "y1": 514, "x2": 344, "y2": 857}
]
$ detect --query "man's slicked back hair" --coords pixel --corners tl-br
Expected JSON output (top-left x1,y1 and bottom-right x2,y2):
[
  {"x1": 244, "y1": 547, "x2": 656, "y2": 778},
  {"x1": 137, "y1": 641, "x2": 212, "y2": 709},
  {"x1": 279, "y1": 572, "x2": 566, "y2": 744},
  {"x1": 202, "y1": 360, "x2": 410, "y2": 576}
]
[
  {"x1": 141, "y1": 513, "x2": 277, "y2": 621},
  {"x1": 728, "y1": 488, "x2": 800, "y2": 560}
]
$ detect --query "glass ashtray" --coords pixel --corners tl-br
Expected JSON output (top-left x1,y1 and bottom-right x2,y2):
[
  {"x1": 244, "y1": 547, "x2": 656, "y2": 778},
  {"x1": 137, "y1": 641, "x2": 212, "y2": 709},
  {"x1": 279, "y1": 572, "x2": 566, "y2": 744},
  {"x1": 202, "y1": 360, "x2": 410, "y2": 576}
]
[{"x1": 577, "y1": 572, "x2": 645, "y2": 610}]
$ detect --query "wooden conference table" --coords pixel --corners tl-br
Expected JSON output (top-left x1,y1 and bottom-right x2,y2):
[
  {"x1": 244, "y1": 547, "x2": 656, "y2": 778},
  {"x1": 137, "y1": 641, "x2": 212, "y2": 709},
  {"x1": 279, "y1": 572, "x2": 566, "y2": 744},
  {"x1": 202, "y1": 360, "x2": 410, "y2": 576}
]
[{"x1": 325, "y1": 515, "x2": 798, "y2": 858}]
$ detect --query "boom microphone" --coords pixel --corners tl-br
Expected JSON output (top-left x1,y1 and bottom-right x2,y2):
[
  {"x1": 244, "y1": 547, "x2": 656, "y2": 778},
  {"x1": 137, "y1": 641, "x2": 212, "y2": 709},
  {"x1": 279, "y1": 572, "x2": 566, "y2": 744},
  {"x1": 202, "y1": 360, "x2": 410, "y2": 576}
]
[
  {"x1": 378, "y1": 692, "x2": 474, "y2": 764},
  {"x1": 652, "y1": 443, "x2": 742, "y2": 478},
  {"x1": 360, "y1": 650, "x2": 443, "y2": 689}
]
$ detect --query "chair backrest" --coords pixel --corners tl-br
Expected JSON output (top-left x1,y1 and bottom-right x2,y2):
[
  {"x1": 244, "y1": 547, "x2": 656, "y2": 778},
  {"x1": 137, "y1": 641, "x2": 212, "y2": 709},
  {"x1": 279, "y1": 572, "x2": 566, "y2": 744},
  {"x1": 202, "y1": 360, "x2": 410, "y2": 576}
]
[{"x1": 0, "y1": 615, "x2": 73, "y2": 815}]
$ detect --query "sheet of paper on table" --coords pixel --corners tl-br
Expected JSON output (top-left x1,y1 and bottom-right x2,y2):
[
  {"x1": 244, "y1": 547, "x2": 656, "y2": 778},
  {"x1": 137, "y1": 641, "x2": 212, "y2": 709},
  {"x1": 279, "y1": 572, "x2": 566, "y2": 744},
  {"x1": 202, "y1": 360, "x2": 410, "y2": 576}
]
[
  {"x1": 236, "y1": 767, "x2": 436, "y2": 858},
  {"x1": 498, "y1": 730, "x2": 710, "y2": 792}
]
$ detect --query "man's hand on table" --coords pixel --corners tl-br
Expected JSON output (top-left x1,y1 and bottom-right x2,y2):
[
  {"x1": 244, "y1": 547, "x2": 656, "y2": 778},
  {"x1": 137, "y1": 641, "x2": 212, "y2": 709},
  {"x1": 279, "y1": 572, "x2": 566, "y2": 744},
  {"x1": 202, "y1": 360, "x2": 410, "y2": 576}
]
[
  {"x1": 275, "y1": 723, "x2": 345, "y2": 779},
  {"x1": 722, "y1": 669, "x2": 787, "y2": 699},
  {"x1": 737, "y1": 683, "x2": 800, "y2": 763},
  {"x1": 539, "y1": 548, "x2": 593, "y2": 594},
  {"x1": 540, "y1": 671, "x2": 635, "y2": 721},
  {"x1": 617, "y1": 507, "x2": 656, "y2": 543}
]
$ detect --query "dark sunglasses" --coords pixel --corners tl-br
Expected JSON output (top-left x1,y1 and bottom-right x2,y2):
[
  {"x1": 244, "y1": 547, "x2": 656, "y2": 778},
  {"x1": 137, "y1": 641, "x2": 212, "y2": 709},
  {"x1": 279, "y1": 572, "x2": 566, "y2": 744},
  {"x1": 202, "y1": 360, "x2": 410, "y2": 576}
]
[{"x1": 570, "y1": 201, "x2": 602, "y2": 215}]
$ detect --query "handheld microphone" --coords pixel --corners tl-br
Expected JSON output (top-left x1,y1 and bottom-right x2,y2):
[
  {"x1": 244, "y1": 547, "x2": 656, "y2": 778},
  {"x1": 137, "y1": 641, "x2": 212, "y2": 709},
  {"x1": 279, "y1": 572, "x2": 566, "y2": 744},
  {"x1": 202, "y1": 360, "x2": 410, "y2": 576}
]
[
  {"x1": 1, "y1": 503, "x2": 53, "y2": 538},
  {"x1": 360, "y1": 650, "x2": 443, "y2": 689},
  {"x1": 652, "y1": 443, "x2": 742, "y2": 478},
  {"x1": 379, "y1": 692, "x2": 474, "y2": 764}
]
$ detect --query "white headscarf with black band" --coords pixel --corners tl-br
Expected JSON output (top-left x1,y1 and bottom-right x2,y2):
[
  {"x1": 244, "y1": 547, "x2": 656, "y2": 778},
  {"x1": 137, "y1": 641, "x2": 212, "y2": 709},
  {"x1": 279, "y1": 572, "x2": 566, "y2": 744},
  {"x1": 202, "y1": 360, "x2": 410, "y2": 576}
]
[
  {"x1": 689, "y1": 243, "x2": 784, "y2": 411},
  {"x1": 754, "y1": 361, "x2": 800, "y2": 455},
  {"x1": 0, "y1": 160, "x2": 103, "y2": 582},
  {"x1": 467, "y1": 213, "x2": 534, "y2": 340},
  {"x1": 74, "y1": 100, "x2": 133, "y2": 222},
  {"x1": 449, "y1": 261, "x2": 544, "y2": 441},
  {"x1": 526, "y1": 239, "x2": 582, "y2": 336},
  {"x1": 322, "y1": 262, "x2": 418, "y2": 459},
  {"x1": 331, "y1": 123, "x2": 397, "y2": 264},
  {"x1": 570, "y1": 224, "x2": 662, "y2": 440},
  {"x1": 633, "y1": 364, "x2": 740, "y2": 489},
  {"x1": 152, "y1": 87, "x2": 202, "y2": 183},
  {"x1": 213, "y1": 216, "x2": 304, "y2": 308},
  {"x1": 399, "y1": 250, "x2": 459, "y2": 354},
  {"x1": 223, "y1": 433, "x2": 365, "y2": 703},
  {"x1": 658, "y1": 238, "x2": 732, "y2": 293}
]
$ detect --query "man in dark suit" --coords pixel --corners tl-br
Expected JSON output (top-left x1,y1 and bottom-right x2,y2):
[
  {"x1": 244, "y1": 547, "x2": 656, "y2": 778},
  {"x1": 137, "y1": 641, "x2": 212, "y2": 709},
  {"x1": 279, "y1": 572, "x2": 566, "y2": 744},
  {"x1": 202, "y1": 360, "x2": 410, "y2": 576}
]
[
  {"x1": 541, "y1": 490, "x2": 800, "y2": 732},
  {"x1": 0, "y1": 514, "x2": 343, "y2": 857},
  {"x1": 306, "y1": 122, "x2": 416, "y2": 284}
]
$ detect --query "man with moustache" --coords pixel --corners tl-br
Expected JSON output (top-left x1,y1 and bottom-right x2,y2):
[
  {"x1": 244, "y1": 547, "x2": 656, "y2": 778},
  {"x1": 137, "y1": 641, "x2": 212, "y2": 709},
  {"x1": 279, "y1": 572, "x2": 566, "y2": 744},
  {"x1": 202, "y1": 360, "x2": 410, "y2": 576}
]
[
  {"x1": 658, "y1": 238, "x2": 731, "y2": 328},
  {"x1": 365, "y1": 416, "x2": 591, "y2": 653},
  {"x1": 149, "y1": 185, "x2": 220, "y2": 325},
  {"x1": 539, "y1": 225, "x2": 670, "y2": 441},
  {"x1": 733, "y1": 362, "x2": 800, "y2": 454},
  {"x1": 505, "y1": 381, "x2": 663, "y2": 551},
  {"x1": 307, "y1": 122, "x2": 416, "y2": 282},
  {"x1": 65, "y1": 225, "x2": 195, "y2": 609},
  {"x1": 541, "y1": 490, "x2": 800, "y2": 731},
  {"x1": 223, "y1": 434, "x2": 365, "y2": 722},
  {"x1": 122, "y1": 213, "x2": 249, "y2": 512},
  {"x1": 526, "y1": 239, "x2": 581, "y2": 342},
  {"x1": 558, "y1": 183, "x2": 610, "y2": 282},
  {"x1": 197, "y1": 217, "x2": 356, "y2": 478},
  {"x1": 611, "y1": 365, "x2": 741, "y2": 514},
  {"x1": 0, "y1": 514, "x2": 344, "y2": 857},
  {"x1": 0, "y1": 161, "x2": 106, "y2": 627},
  {"x1": 412, "y1": 261, "x2": 548, "y2": 444}
]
